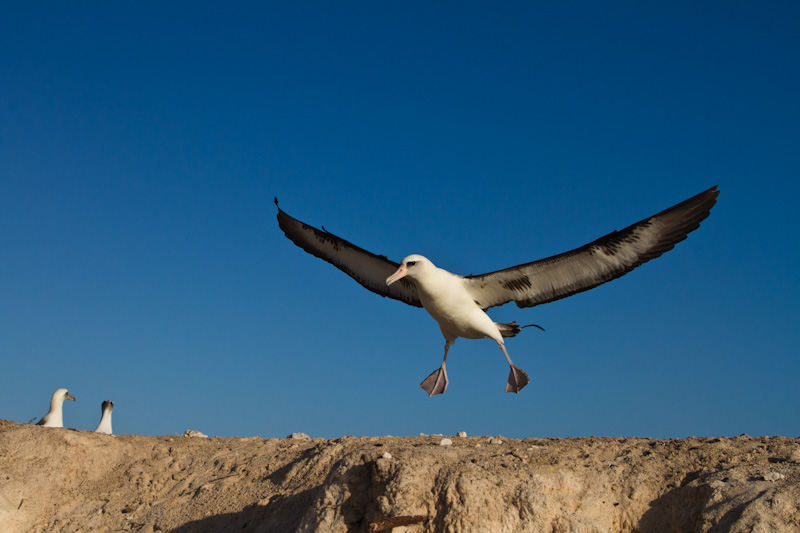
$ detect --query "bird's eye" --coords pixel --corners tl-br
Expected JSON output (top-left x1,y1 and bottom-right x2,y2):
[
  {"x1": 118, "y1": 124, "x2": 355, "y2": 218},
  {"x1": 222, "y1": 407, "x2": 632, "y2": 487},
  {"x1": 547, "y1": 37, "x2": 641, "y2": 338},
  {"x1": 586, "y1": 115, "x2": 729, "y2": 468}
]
[{"x1": 407, "y1": 261, "x2": 417, "y2": 267}]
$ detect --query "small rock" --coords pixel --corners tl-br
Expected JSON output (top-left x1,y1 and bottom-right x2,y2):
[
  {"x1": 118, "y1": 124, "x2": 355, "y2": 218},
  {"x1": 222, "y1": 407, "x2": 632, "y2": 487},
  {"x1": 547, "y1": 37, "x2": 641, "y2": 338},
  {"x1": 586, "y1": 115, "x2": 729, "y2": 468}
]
[
  {"x1": 440, "y1": 438, "x2": 453, "y2": 446},
  {"x1": 763, "y1": 472, "x2": 785, "y2": 482},
  {"x1": 489, "y1": 437, "x2": 503, "y2": 445},
  {"x1": 457, "y1": 431, "x2": 467, "y2": 438},
  {"x1": 381, "y1": 452, "x2": 392, "y2": 460},
  {"x1": 708, "y1": 480, "x2": 726, "y2": 503},
  {"x1": 789, "y1": 448, "x2": 800, "y2": 463},
  {"x1": 182, "y1": 430, "x2": 208, "y2": 438},
  {"x1": 287, "y1": 432, "x2": 310, "y2": 440}
]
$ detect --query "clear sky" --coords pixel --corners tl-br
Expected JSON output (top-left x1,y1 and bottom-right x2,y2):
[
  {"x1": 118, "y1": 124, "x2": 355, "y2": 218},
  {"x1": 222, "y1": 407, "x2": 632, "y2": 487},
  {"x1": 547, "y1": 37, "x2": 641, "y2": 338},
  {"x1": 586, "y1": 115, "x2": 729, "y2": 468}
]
[{"x1": 1, "y1": 2, "x2": 798, "y2": 439}]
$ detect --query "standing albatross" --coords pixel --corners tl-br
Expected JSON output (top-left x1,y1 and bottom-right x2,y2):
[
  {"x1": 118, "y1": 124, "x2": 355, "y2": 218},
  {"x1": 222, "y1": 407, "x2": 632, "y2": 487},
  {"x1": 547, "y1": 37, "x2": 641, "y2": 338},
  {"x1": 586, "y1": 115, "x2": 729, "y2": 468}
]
[
  {"x1": 94, "y1": 400, "x2": 114, "y2": 434},
  {"x1": 275, "y1": 186, "x2": 719, "y2": 396},
  {"x1": 35, "y1": 388, "x2": 75, "y2": 427}
]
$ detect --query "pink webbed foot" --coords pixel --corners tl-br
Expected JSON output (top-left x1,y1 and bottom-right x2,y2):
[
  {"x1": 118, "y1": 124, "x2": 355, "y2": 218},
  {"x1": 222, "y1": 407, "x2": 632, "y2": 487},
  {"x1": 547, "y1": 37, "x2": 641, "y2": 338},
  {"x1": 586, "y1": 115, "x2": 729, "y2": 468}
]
[
  {"x1": 420, "y1": 366, "x2": 449, "y2": 396},
  {"x1": 505, "y1": 364, "x2": 529, "y2": 393}
]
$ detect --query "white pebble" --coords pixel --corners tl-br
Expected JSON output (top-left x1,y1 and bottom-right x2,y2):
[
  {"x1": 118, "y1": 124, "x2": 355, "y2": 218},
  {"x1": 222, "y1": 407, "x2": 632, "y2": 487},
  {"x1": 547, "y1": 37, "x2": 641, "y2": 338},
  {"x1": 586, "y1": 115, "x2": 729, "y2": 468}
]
[
  {"x1": 182, "y1": 430, "x2": 209, "y2": 438},
  {"x1": 439, "y1": 438, "x2": 453, "y2": 446},
  {"x1": 763, "y1": 472, "x2": 785, "y2": 482},
  {"x1": 457, "y1": 431, "x2": 467, "y2": 438},
  {"x1": 381, "y1": 452, "x2": 392, "y2": 460},
  {"x1": 490, "y1": 437, "x2": 503, "y2": 445},
  {"x1": 287, "y1": 432, "x2": 310, "y2": 440}
]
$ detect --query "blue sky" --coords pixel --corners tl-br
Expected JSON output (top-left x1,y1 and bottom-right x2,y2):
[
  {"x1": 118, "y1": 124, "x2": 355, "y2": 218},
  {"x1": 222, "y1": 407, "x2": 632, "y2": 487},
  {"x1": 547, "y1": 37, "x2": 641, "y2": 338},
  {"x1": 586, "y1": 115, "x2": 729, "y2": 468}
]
[{"x1": 1, "y1": 2, "x2": 798, "y2": 439}]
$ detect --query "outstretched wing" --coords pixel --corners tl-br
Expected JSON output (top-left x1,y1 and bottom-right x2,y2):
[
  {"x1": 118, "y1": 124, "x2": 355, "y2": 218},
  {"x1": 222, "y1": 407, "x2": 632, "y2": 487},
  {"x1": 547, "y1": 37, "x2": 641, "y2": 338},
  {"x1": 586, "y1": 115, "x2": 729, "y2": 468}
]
[
  {"x1": 275, "y1": 199, "x2": 422, "y2": 308},
  {"x1": 463, "y1": 186, "x2": 719, "y2": 310}
]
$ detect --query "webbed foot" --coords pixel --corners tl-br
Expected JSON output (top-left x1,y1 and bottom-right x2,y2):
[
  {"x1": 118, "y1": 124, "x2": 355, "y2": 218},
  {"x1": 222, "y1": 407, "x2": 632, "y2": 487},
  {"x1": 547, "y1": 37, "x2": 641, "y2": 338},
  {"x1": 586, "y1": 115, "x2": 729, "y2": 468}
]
[
  {"x1": 505, "y1": 364, "x2": 529, "y2": 393},
  {"x1": 420, "y1": 365, "x2": 449, "y2": 396}
]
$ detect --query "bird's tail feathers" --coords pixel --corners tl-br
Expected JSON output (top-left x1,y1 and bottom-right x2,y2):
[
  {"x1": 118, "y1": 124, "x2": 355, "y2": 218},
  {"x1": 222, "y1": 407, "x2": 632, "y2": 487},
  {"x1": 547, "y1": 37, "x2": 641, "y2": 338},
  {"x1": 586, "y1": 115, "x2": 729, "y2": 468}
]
[{"x1": 496, "y1": 321, "x2": 545, "y2": 338}]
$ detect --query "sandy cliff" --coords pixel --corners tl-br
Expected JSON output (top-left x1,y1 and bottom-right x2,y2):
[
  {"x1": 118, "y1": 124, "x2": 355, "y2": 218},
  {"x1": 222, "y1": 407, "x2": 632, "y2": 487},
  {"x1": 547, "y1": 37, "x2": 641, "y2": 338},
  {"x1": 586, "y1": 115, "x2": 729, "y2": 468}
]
[{"x1": 1, "y1": 419, "x2": 798, "y2": 532}]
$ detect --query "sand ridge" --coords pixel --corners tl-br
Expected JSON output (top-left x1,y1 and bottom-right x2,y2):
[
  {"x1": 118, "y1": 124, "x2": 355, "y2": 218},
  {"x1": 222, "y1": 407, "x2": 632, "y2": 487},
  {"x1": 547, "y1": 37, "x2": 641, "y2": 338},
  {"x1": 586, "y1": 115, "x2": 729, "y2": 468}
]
[{"x1": 1, "y1": 419, "x2": 798, "y2": 532}]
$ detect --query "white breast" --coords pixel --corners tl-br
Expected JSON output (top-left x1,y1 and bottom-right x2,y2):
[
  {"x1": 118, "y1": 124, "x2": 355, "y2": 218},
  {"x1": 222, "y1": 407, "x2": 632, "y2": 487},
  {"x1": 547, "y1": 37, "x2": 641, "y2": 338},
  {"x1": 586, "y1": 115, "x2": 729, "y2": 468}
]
[{"x1": 415, "y1": 268, "x2": 501, "y2": 342}]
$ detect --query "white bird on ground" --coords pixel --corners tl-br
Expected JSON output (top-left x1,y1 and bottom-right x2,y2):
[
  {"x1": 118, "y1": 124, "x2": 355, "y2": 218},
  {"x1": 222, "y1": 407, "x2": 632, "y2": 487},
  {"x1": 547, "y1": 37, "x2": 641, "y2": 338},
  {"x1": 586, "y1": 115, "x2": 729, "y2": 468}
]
[
  {"x1": 35, "y1": 388, "x2": 76, "y2": 427},
  {"x1": 94, "y1": 400, "x2": 114, "y2": 434},
  {"x1": 275, "y1": 186, "x2": 719, "y2": 396}
]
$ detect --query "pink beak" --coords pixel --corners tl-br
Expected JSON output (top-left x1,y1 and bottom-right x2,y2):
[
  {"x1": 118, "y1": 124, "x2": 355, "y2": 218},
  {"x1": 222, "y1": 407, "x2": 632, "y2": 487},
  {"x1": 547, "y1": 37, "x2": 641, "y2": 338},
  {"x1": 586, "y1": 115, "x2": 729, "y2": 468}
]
[{"x1": 386, "y1": 263, "x2": 408, "y2": 286}]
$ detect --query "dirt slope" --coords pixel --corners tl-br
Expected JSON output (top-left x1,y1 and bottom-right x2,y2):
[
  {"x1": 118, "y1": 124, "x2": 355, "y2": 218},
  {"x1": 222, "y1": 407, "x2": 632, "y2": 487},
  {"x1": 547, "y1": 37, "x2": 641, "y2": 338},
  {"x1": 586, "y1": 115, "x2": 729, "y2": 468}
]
[{"x1": 1, "y1": 419, "x2": 798, "y2": 532}]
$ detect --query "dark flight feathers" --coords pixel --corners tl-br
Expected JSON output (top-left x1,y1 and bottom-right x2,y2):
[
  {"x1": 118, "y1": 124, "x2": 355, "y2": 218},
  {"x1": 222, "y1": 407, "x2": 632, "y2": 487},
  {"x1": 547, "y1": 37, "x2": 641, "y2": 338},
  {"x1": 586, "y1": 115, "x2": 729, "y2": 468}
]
[{"x1": 275, "y1": 186, "x2": 719, "y2": 311}]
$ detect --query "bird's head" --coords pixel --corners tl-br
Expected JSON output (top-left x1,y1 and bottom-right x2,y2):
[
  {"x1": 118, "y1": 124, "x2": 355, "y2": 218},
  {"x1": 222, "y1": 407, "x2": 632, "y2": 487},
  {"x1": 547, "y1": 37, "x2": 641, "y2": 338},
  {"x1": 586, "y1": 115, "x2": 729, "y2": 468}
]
[
  {"x1": 386, "y1": 254, "x2": 434, "y2": 286},
  {"x1": 54, "y1": 388, "x2": 76, "y2": 403}
]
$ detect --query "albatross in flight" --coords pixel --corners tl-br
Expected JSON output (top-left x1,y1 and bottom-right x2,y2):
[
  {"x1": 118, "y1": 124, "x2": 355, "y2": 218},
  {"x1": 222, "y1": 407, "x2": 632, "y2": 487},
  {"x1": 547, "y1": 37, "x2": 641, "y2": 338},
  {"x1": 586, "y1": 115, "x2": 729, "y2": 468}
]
[{"x1": 275, "y1": 186, "x2": 719, "y2": 396}]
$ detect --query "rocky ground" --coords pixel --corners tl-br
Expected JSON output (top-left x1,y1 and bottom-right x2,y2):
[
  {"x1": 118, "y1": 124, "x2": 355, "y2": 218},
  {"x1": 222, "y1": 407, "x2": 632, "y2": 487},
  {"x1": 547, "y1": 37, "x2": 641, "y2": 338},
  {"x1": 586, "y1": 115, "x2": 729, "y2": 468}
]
[{"x1": 1, "y1": 419, "x2": 798, "y2": 532}]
